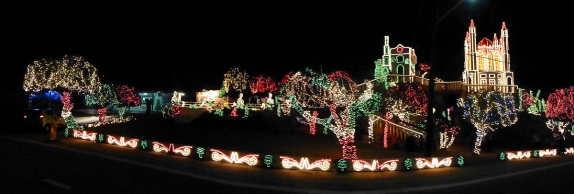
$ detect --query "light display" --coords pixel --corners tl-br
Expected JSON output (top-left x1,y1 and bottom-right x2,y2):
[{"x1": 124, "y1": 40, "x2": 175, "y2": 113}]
[
  {"x1": 545, "y1": 86, "x2": 574, "y2": 134},
  {"x1": 264, "y1": 155, "x2": 273, "y2": 167},
  {"x1": 438, "y1": 114, "x2": 460, "y2": 150},
  {"x1": 279, "y1": 156, "x2": 331, "y2": 171},
  {"x1": 518, "y1": 89, "x2": 545, "y2": 115},
  {"x1": 73, "y1": 129, "x2": 97, "y2": 141},
  {"x1": 61, "y1": 91, "x2": 83, "y2": 133},
  {"x1": 337, "y1": 159, "x2": 348, "y2": 171},
  {"x1": 23, "y1": 55, "x2": 101, "y2": 94},
  {"x1": 223, "y1": 68, "x2": 249, "y2": 93},
  {"x1": 250, "y1": 75, "x2": 278, "y2": 94},
  {"x1": 536, "y1": 149, "x2": 557, "y2": 158},
  {"x1": 152, "y1": 142, "x2": 193, "y2": 157},
  {"x1": 210, "y1": 149, "x2": 259, "y2": 166},
  {"x1": 415, "y1": 157, "x2": 452, "y2": 169},
  {"x1": 281, "y1": 69, "x2": 382, "y2": 159},
  {"x1": 457, "y1": 156, "x2": 465, "y2": 167},
  {"x1": 107, "y1": 135, "x2": 139, "y2": 148},
  {"x1": 386, "y1": 82, "x2": 428, "y2": 116},
  {"x1": 88, "y1": 84, "x2": 119, "y2": 124},
  {"x1": 352, "y1": 159, "x2": 399, "y2": 171},
  {"x1": 458, "y1": 91, "x2": 518, "y2": 154},
  {"x1": 116, "y1": 84, "x2": 142, "y2": 121},
  {"x1": 505, "y1": 151, "x2": 531, "y2": 160}
]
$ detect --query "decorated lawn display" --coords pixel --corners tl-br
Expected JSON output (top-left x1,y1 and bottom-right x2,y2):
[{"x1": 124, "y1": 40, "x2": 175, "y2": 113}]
[
  {"x1": 115, "y1": 84, "x2": 141, "y2": 121},
  {"x1": 458, "y1": 91, "x2": 518, "y2": 154},
  {"x1": 545, "y1": 86, "x2": 574, "y2": 135},
  {"x1": 438, "y1": 107, "x2": 460, "y2": 150},
  {"x1": 86, "y1": 84, "x2": 119, "y2": 124},
  {"x1": 519, "y1": 89, "x2": 545, "y2": 115},
  {"x1": 23, "y1": 55, "x2": 101, "y2": 131},
  {"x1": 280, "y1": 68, "x2": 382, "y2": 159},
  {"x1": 61, "y1": 91, "x2": 83, "y2": 133}
]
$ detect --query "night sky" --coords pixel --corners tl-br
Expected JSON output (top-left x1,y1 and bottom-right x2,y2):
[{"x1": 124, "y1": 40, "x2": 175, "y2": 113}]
[{"x1": 2, "y1": 1, "x2": 571, "y2": 98}]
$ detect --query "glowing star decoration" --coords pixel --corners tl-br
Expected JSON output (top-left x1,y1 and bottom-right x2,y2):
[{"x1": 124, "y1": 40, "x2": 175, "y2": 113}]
[
  {"x1": 279, "y1": 156, "x2": 331, "y2": 171},
  {"x1": 23, "y1": 55, "x2": 101, "y2": 94},
  {"x1": 506, "y1": 151, "x2": 531, "y2": 160},
  {"x1": 415, "y1": 157, "x2": 453, "y2": 169},
  {"x1": 264, "y1": 155, "x2": 273, "y2": 167},
  {"x1": 281, "y1": 69, "x2": 382, "y2": 159},
  {"x1": 73, "y1": 129, "x2": 97, "y2": 141},
  {"x1": 210, "y1": 149, "x2": 259, "y2": 166},
  {"x1": 337, "y1": 159, "x2": 348, "y2": 171},
  {"x1": 458, "y1": 91, "x2": 518, "y2": 155},
  {"x1": 352, "y1": 159, "x2": 399, "y2": 171},
  {"x1": 196, "y1": 147, "x2": 205, "y2": 159},
  {"x1": 106, "y1": 135, "x2": 139, "y2": 148},
  {"x1": 223, "y1": 68, "x2": 249, "y2": 93}
]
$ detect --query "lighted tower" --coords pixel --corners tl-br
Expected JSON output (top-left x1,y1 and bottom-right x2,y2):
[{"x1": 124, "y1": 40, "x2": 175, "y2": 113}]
[{"x1": 462, "y1": 20, "x2": 515, "y2": 92}]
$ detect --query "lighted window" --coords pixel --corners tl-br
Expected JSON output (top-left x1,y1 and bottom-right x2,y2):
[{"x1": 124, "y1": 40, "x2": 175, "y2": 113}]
[{"x1": 487, "y1": 53, "x2": 494, "y2": 71}]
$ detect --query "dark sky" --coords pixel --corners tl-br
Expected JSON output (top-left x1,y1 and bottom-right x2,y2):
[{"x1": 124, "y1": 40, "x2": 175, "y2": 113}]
[{"x1": 2, "y1": 0, "x2": 571, "y2": 98}]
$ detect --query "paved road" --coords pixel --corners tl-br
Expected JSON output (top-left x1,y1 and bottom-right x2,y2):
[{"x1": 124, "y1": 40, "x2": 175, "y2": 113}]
[{"x1": 1, "y1": 131, "x2": 573, "y2": 194}]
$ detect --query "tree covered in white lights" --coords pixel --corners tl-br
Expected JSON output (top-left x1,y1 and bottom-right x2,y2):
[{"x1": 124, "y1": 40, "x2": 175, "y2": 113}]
[
  {"x1": 280, "y1": 68, "x2": 382, "y2": 159},
  {"x1": 23, "y1": 55, "x2": 101, "y2": 94},
  {"x1": 458, "y1": 91, "x2": 518, "y2": 154}
]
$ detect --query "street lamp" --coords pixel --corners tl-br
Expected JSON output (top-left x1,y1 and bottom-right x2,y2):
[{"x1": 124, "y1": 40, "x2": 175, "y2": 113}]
[{"x1": 425, "y1": 0, "x2": 467, "y2": 157}]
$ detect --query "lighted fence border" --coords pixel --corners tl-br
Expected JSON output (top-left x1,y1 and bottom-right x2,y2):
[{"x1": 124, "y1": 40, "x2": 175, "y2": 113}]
[
  {"x1": 68, "y1": 129, "x2": 464, "y2": 172},
  {"x1": 498, "y1": 148, "x2": 574, "y2": 161}
]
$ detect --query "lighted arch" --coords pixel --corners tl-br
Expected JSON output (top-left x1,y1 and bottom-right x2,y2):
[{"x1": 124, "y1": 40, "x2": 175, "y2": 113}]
[{"x1": 396, "y1": 65, "x2": 405, "y2": 82}]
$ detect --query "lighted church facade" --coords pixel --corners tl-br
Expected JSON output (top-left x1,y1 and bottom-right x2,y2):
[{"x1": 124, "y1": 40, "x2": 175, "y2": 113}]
[
  {"x1": 462, "y1": 20, "x2": 515, "y2": 92},
  {"x1": 381, "y1": 36, "x2": 417, "y2": 78}
]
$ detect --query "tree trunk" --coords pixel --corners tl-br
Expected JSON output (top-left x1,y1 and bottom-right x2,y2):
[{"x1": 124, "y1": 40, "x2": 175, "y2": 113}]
[
  {"x1": 474, "y1": 135, "x2": 483, "y2": 155},
  {"x1": 339, "y1": 135, "x2": 358, "y2": 159}
]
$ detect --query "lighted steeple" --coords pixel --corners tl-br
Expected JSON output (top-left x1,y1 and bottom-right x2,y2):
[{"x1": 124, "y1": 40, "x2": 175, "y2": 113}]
[
  {"x1": 502, "y1": 22, "x2": 506, "y2": 29},
  {"x1": 470, "y1": 19, "x2": 474, "y2": 27}
]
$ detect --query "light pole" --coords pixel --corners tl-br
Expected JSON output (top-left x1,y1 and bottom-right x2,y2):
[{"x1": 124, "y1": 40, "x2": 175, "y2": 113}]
[{"x1": 425, "y1": 0, "x2": 466, "y2": 157}]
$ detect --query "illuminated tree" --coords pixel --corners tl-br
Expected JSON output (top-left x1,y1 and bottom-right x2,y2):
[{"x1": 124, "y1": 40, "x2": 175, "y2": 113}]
[
  {"x1": 281, "y1": 68, "x2": 382, "y2": 159},
  {"x1": 61, "y1": 91, "x2": 83, "y2": 131},
  {"x1": 87, "y1": 84, "x2": 119, "y2": 124},
  {"x1": 458, "y1": 91, "x2": 518, "y2": 154},
  {"x1": 545, "y1": 86, "x2": 574, "y2": 134},
  {"x1": 23, "y1": 55, "x2": 101, "y2": 94},
  {"x1": 115, "y1": 84, "x2": 142, "y2": 121},
  {"x1": 223, "y1": 68, "x2": 249, "y2": 93},
  {"x1": 385, "y1": 82, "x2": 428, "y2": 123}
]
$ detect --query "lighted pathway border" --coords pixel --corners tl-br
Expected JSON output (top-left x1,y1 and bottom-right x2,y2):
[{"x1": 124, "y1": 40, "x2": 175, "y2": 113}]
[{"x1": 68, "y1": 128, "x2": 574, "y2": 173}]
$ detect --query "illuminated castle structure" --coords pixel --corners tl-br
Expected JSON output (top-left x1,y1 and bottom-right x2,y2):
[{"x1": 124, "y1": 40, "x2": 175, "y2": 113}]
[
  {"x1": 381, "y1": 36, "x2": 418, "y2": 81},
  {"x1": 462, "y1": 20, "x2": 515, "y2": 93}
]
